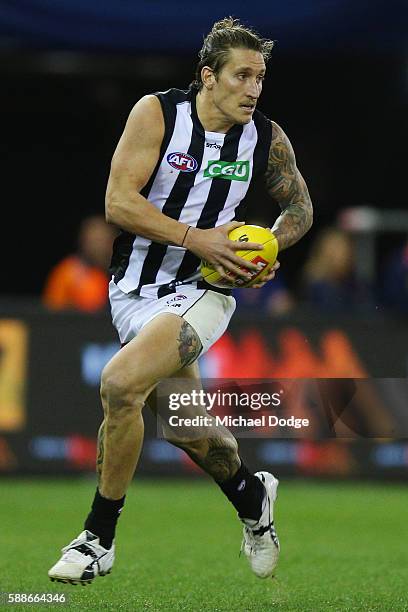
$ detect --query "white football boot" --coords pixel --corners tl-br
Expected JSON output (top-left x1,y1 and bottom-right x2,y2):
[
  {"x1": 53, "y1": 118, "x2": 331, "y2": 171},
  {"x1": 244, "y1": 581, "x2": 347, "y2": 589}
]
[
  {"x1": 48, "y1": 530, "x2": 114, "y2": 585},
  {"x1": 241, "y1": 471, "x2": 280, "y2": 579}
]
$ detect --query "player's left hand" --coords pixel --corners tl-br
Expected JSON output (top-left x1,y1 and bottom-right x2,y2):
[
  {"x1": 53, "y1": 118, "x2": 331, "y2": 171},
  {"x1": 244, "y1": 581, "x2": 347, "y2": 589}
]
[{"x1": 251, "y1": 260, "x2": 280, "y2": 289}]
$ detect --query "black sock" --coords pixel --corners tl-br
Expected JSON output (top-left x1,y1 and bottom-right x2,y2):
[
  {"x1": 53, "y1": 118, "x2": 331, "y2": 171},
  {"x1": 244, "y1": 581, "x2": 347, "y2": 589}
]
[
  {"x1": 216, "y1": 461, "x2": 265, "y2": 521},
  {"x1": 84, "y1": 488, "x2": 125, "y2": 549}
]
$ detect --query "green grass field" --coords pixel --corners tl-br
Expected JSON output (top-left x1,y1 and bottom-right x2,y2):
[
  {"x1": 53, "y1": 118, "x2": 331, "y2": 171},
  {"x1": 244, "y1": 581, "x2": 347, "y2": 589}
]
[{"x1": 2, "y1": 478, "x2": 407, "y2": 611}]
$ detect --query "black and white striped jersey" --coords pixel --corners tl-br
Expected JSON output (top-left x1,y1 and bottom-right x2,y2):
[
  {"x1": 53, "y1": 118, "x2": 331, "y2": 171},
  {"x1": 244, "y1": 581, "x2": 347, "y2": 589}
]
[{"x1": 110, "y1": 86, "x2": 273, "y2": 298}]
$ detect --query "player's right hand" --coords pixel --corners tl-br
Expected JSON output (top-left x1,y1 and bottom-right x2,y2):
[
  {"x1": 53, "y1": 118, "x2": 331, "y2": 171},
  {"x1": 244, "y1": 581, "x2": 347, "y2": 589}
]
[{"x1": 184, "y1": 221, "x2": 264, "y2": 282}]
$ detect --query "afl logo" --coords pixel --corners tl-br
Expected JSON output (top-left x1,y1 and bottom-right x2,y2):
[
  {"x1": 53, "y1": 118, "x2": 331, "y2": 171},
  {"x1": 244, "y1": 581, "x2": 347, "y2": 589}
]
[{"x1": 167, "y1": 152, "x2": 198, "y2": 172}]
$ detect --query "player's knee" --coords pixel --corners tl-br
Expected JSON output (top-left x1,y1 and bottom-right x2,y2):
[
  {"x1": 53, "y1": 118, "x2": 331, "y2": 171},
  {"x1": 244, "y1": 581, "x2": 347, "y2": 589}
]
[{"x1": 100, "y1": 365, "x2": 144, "y2": 415}]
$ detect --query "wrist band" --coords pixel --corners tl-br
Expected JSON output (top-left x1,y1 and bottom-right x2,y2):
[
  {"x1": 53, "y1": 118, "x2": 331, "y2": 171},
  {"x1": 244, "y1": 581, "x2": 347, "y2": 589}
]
[{"x1": 181, "y1": 226, "x2": 191, "y2": 247}]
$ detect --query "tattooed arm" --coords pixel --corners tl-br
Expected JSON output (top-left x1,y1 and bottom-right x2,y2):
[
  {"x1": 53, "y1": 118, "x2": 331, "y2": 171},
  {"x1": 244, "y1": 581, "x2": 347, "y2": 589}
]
[{"x1": 265, "y1": 121, "x2": 313, "y2": 251}]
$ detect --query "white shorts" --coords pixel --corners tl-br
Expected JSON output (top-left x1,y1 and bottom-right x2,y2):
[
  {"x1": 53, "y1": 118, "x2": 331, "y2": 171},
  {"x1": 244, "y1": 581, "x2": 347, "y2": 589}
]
[{"x1": 109, "y1": 281, "x2": 236, "y2": 356}]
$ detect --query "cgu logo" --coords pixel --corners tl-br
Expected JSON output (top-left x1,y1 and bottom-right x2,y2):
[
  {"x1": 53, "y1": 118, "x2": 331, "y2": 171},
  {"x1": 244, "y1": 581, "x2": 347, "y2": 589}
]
[
  {"x1": 204, "y1": 160, "x2": 250, "y2": 181},
  {"x1": 167, "y1": 152, "x2": 198, "y2": 172}
]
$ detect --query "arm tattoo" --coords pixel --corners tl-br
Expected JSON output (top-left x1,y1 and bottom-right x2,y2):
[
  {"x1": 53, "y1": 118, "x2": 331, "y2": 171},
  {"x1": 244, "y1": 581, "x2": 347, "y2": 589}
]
[
  {"x1": 265, "y1": 121, "x2": 313, "y2": 250},
  {"x1": 177, "y1": 320, "x2": 202, "y2": 367},
  {"x1": 96, "y1": 421, "x2": 105, "y2": 482}
]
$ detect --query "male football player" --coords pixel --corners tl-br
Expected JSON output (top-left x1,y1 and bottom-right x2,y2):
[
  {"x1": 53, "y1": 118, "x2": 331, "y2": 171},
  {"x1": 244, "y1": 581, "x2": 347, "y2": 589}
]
[{"x1": 49, "y1": 17, "x2": 312, "y2": 584}]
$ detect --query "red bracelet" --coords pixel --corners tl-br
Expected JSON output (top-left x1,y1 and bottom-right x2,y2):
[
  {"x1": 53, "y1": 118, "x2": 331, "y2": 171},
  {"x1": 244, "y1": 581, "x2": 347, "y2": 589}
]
[{"x1": 181, "y1": 226, "x2": 191, "y2": 247}]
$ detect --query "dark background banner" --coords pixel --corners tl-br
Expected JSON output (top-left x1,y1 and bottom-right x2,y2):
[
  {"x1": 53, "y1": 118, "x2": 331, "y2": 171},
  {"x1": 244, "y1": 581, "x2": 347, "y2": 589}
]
[
  {"x1": 1, "y1": 307, "x2": 407, "y2": 478},
  {"x1": 2, "y1": 1, "x2": 406, "y2": 297},
  {"x1": 1, "y1": 1, "x2": 404, "y2": 51}
]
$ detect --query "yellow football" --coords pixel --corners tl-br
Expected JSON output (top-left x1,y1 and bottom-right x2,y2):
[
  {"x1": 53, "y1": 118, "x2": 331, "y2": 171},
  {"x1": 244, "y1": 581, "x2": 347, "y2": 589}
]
[{"x1": 200, "y1": 225, "x2": 279, "y2": 288}]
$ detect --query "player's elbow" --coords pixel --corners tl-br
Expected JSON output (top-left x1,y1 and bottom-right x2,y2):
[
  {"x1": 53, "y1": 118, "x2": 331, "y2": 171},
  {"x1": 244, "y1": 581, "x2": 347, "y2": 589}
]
[
  {"x1": 105, "y1": 188, "x2": 117, "y2": 225},
  {"x1": 105, "y1": 170, "x2": 126, "y2": 225},
  {"x1": 105, "y1": 207, "x2": 115, "y2": 226},
  {"x1": 105, "y1": 184, "x2": 126, "y2": 226}
]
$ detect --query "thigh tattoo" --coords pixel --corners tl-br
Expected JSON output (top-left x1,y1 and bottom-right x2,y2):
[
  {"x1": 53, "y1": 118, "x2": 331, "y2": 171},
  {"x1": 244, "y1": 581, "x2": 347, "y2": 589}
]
[{"x1": 177, "y1": 320, "x2": 202, "y2": 367}]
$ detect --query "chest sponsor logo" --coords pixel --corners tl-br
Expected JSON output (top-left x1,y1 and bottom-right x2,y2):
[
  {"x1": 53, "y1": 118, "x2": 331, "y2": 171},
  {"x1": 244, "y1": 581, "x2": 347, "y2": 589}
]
[
  {"x1": 167, "y1": 152, "x2": 198, "y2": 172},
  {"x1": 206, "y1": 141, "x2": 222, "y2": 150},
  {"x1": 204, "y1": 160, "x2": 250, "y2": 181},
  {"x1": 166, "y1": 294, "x2": 188, "y2": 306}
]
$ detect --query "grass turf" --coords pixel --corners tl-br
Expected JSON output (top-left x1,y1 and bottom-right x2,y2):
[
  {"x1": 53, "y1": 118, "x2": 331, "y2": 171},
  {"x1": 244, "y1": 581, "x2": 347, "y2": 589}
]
[{"x1": 1, "y1": 478, "x2": 407, "y2": 611}]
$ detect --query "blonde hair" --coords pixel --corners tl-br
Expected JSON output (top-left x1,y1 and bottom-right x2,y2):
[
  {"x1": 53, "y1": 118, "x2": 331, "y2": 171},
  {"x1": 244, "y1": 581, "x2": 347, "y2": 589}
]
[{"x1": 193, "y1": 17, "x2": 275, "y2": 90}]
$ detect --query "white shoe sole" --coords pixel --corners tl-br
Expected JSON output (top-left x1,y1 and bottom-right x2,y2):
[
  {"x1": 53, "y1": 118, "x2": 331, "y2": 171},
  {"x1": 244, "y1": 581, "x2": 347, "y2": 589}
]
[{"x1": 48, "y1": 569, "x2": 111, "y2": 586}]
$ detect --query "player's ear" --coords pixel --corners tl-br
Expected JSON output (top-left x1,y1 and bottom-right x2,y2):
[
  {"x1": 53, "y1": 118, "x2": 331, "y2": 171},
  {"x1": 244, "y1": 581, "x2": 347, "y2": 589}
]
[{"x1": 201, "y1": 66, "x2": 216, "y2": 90}]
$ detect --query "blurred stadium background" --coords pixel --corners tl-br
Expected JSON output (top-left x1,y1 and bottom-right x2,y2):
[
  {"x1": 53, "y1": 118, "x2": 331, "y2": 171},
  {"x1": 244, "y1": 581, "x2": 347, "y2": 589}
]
[{"x1": 1, "y1": 1, "x2": 407, "y2": 609}]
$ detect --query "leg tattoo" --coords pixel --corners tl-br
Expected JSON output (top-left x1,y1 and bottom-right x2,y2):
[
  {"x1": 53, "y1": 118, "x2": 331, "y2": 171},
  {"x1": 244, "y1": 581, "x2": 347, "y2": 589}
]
[
  {"x1": 177, "y1": 320, "x2": 202, "y2": 367},
  {"x1": 96, "y1": 421, "x2": 105, "y2": 483},
  {"x1": 203, "y1": 438, "x2": 240, "y2": 481},
  {"x1": 182, "y1": 437, "x2": 240, "y2": 482}
]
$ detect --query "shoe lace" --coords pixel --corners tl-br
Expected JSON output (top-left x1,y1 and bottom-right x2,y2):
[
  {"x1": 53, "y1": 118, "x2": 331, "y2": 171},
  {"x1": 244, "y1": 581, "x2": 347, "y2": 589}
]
[
  {"x1": 61, "y1": 543, "x2": 98, "y2": 562},
  {"x1": 241, "y1": 523, "x2": 278, "y2": 556},
  {"x1": 241, "y1": 526, "x2": 256, "y2": 555},
  {"x1": 60, "y1": 548, "x2": 83, "y2": 563}
]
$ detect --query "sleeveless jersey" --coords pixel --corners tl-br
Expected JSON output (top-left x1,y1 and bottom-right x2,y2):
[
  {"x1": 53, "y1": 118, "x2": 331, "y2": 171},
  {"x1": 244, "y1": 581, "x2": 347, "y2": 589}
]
[{"x1": 110, "y1": 87, "x2": 272, "y2": 298}]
